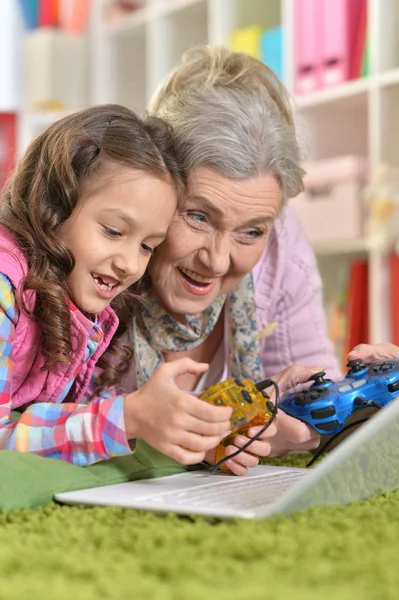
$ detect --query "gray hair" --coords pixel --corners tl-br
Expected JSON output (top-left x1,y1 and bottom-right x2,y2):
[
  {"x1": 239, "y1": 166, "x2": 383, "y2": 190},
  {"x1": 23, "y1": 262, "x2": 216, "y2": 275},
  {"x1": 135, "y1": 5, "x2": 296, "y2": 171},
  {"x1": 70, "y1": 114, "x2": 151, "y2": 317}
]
[{"x1": 149, "y1": 46, "x2": 304, "y2": 200}]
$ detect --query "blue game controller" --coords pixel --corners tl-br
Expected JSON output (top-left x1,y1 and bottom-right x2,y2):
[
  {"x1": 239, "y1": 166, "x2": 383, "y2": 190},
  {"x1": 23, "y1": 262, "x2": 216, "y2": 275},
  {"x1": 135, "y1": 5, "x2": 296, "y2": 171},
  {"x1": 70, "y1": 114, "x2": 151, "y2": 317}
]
[{"x1": 279, "y1": 359, "x2": 399, "y2": 435}]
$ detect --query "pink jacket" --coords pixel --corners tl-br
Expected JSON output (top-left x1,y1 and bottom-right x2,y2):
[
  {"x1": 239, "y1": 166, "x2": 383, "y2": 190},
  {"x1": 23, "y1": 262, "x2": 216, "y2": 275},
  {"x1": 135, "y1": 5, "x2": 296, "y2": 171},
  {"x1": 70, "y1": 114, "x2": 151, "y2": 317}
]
[
  {"x1": 253, "y1": 205, "x2": 341, "y2": 380},
  {"x1": 124, "y1": 206, "x2": 341, "y2": 391},
  {"x1": 0, "y1": 225, "x2": 119, "y2": 407}
]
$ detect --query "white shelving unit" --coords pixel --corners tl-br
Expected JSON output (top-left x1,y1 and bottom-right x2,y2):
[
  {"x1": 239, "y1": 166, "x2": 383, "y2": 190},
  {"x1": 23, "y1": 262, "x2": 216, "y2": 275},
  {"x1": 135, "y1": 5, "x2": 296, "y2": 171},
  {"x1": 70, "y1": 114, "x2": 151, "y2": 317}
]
[
  {"x1": 89, "y1": 0, "x2": 399, "y2": 346},
  {"x1": 6, "y1": 0, "x2": 399, "y2": 348}
]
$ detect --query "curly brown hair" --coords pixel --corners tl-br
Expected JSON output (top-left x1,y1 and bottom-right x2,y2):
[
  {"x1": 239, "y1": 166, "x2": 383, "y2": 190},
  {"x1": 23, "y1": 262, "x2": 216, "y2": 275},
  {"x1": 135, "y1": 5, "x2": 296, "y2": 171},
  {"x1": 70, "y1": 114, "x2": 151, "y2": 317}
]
[{"x1": 0, "y1": 104, "x2": 186, "y2": 392}]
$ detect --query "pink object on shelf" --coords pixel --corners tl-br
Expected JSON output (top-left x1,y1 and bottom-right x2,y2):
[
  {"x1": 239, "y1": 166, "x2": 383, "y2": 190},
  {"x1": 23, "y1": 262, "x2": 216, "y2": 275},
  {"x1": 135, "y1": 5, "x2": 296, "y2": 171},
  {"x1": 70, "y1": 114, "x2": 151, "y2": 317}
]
[
  {"x1": 294, "y1": 0, "x2": 323, "y2": 95},
  {"x1": 60, "y1": 0, "x2": 92, "y2": 34},
  {"x1": 291, "y1": 155, "x2": 368, "y2": 244},
  {"x1": 38, "y1": 0, "x2": 61, "y2": 28},
  {"x1": 0, "y1": 113, "x2": 16, "y2": 191},
  {"x1": 320, "y1": 0, "x2": 366, "y2": 87}
]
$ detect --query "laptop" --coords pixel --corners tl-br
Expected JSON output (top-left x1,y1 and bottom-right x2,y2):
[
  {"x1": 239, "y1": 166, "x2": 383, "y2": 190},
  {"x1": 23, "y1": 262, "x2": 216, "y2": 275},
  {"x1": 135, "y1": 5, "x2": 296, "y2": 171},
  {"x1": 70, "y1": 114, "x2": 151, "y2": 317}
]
[{"x1": 55, "y1": 397, "x2": 399, "y2": 519}]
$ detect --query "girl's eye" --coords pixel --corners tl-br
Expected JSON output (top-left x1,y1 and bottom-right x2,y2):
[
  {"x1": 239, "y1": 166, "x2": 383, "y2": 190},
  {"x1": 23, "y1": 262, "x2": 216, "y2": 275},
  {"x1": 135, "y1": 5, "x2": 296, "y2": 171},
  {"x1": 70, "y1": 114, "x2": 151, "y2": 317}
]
[
  {"x1": 141, "y1": 243, "x2": 155, "y2": 255},
  {"x1": 102, "y1": 225, "x2": 122, "y2": 238}
]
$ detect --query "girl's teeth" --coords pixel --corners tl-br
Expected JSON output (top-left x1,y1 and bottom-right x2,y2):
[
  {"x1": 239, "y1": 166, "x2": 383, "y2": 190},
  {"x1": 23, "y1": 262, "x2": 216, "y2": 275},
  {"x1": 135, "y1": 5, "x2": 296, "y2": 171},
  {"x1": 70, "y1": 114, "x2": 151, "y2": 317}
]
[{"x1": 94, "y1": 277, "x2": 116, "y2": 291}]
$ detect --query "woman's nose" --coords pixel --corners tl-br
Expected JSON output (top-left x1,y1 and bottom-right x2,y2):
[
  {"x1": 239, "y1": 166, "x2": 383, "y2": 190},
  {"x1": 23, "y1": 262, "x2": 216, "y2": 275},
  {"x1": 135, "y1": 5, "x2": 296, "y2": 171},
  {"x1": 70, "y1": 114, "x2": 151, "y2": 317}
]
[{"x1": 199, "y1": 234, "x2": 231, "y2": 275}]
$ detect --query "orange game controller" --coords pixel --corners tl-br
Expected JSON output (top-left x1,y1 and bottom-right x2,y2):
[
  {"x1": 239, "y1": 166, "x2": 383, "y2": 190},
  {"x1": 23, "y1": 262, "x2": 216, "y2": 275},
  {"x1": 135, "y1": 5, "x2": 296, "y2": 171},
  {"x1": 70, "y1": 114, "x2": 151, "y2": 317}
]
[{"x1": 199, "y1": 377, "x2": 275, "y2": 470}]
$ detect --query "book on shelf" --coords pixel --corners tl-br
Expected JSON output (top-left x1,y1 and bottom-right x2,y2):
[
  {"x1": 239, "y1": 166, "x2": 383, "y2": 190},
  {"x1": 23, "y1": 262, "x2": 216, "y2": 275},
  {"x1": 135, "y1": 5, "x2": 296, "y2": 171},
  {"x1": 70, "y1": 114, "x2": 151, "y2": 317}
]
[
  {"x1": 327, "y1": 259, "x2": 369, "y2": 371},
  {"x1": 294, "y1": 0, "x2": 368, "y2": 95},
  {"x1": 0, "y1": 113, "x2": 16, "y2": 191},
  {"x1": 229, "y1": 25, "x2": 285, "y2": 83}
]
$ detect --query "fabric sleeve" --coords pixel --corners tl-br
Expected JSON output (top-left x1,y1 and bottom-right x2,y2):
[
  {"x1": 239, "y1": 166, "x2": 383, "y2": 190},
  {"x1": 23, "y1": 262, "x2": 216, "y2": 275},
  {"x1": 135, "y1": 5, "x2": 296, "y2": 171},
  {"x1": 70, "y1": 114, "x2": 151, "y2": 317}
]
[
  {"x1": 259, "y1": 209, "x2": 343, "y2": 381},
  {"x1": 0, "y1": 274, "x2": 133, "y2": 466}
]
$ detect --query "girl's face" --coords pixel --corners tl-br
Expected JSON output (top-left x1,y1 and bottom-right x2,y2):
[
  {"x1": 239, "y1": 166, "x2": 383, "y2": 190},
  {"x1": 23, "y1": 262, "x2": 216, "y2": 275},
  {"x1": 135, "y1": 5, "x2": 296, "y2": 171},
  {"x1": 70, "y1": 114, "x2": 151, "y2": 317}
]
[
  {"x1": 148, "y1": 166, "x2": 283, "y2": 318},
  {"x1": 61, "y1": 164, "x2": 177, "y2": 315}
]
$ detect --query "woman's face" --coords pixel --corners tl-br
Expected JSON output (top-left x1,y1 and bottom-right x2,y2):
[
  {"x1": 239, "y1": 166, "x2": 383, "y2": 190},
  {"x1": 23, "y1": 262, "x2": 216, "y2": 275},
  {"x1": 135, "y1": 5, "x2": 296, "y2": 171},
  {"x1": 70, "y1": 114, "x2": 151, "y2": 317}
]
[{"x1": 148, "y1": 166, "x2": 283, "y2": 317}]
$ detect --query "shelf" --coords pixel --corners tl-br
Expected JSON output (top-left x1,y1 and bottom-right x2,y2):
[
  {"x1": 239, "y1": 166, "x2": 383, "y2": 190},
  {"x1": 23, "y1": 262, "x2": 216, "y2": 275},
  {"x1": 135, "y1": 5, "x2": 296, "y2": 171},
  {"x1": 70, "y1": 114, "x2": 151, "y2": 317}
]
[
  {"x1": 313, "y1": 238, "x2": 372, "y2": 257},
  {"x1": 105, "y1": 0, "x2": 206, "y2": 35},
  {"x1": 379, "y1": 68, "x2": 399, "y2": 88},
  {"x1": 313, "y1": 232, "x2": 399, "y2": 257},
  {"x1": 294, "y1": 77, "x2": 371, "y2": 110},
  {"x1": 106, "y1": 7, "x2": 150, "y2": 35},
  {"x1": 293, "y1": 67, "x2": 399, "y2": 110},
  {"x1": 10, "y1": 0, "x2": 399, "y2": 347},
  {"x1": 158, "y1": 0, "x2": 206, "y2": 17}
]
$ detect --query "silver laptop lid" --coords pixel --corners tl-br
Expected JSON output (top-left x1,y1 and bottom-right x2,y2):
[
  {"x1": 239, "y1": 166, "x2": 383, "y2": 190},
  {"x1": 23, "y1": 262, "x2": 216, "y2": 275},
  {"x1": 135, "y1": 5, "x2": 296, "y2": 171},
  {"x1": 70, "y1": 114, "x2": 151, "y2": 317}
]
[{"x1": 256, "y1": 396, "x2": 399, "y2": 518}]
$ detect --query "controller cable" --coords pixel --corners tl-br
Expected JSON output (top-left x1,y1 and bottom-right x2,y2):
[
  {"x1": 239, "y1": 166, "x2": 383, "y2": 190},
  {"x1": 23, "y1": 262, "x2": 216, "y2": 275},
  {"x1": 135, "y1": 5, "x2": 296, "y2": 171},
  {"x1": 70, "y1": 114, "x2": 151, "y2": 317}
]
[
  {"x1": 208, "y1": 379, "x2": 279, "y2": 475},
  {"x1": 306, "y1": 400, "x2": 383, "y2": 467}
]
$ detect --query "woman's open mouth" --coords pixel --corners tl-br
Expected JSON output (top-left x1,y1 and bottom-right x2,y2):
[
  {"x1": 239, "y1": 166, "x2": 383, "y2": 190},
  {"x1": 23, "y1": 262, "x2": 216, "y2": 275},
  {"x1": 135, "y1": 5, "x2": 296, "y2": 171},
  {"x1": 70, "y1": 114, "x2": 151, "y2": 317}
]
[{"x1": 178, "y1": 267, "x2": 217, "y2": 296}]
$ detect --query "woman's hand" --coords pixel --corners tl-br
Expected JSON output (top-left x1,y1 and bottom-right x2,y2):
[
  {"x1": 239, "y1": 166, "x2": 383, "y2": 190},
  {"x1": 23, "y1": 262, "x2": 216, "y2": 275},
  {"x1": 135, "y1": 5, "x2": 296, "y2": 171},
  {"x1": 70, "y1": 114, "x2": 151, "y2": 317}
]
[
  {"x1": 348, "y1": 343, "x2": 399, "y2": 364},
  {"x1": 123, "y1": 358, "x2": 233, "y2": 465},
  {"x1": 205, "y1": 364, "x2": 322, "y2": 476}
]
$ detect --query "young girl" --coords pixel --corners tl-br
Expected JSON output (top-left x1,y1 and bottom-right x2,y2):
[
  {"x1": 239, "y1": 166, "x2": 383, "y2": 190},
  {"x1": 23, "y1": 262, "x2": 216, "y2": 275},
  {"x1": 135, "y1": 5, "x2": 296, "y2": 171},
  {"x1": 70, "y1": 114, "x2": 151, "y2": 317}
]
[{"x1": 0, "y1": 105, "x2": 232, "y2": 466}]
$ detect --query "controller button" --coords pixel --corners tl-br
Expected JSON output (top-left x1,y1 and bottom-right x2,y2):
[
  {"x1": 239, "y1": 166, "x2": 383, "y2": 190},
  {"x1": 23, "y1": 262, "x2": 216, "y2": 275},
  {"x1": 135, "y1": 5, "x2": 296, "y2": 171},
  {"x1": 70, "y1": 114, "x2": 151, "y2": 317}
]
[
  {"x1": 310, "y1": 391, "x2": 320, "y2": 400},
  {"x1": 388, "y1": 381, "x2": 399, "y2": 393},
  {"x1": 234, "y1": 379, "x2": 245, "y2": 387},
  {"x1": 312, "y1": 388, "x2": 328, "y2": 397},
  {"x1": 234, "y1": 417, "x2": 248, "y2": 428},
  {"x1": 294, "y1": 392, "x2": 312, "y2": 405},
  {"x1": 373, "y1": 362, "x2": 396, "y2": 373},
  {"x1": 241, "y1": 390, "x2": 253, "y2": 404},
  {"x1": 338, "y1": 384, "x2": 352, "y2": 392},
  {"x1": 311, "y1": 406, "x2": 336, "y2": 419},
  {"x1": 316, "y1": 420, "x2": 340, "y2": 432},
  {"x1": 354, "y1": 396, "x2": 369, "y2": 406},
  {"x1": 352, "y1": 379, "x2": 367, "y2": 388},
  {"x1": 382, "y1": 363, "x2": 394, "y2": 371}
]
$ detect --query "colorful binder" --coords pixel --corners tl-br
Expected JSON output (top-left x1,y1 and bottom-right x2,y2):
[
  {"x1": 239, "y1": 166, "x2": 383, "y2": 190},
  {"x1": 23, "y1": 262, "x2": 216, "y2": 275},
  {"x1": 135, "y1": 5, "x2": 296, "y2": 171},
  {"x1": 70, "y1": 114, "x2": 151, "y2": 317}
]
[
  {"x1": 260, "y1": 26, "x2": 284, "y2": 82},
  {"x1": 294, "y1": 0, "x2": 323, "y2": 94},
  {"x1": 0, "y1": 113, "x2": 16, "y2": 191},
  {"x1": 230, "y1": 25, "x2": 263, "y2": 60},
  {"x1": 320, "y1": 0, "x2": 366, "y2": 87}
]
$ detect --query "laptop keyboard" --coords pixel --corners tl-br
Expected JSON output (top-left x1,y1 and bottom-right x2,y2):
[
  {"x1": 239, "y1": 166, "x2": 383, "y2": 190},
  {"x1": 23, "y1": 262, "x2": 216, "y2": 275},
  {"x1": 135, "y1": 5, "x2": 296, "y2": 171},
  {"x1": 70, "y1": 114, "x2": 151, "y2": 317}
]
[{"x1": 140, "y1": 470, "x2": 306, "y2": 510}]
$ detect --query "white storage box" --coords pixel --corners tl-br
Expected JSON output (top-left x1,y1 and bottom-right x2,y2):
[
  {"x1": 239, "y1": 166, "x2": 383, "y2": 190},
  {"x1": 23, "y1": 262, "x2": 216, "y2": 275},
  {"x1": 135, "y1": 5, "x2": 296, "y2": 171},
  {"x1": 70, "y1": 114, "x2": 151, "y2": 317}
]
[
  {"x1": 22, "y1": 29, "x2": 87, "y2": 110},
  {"x1": 291, "y1": 155, "x2": 368, "y2": 244}
]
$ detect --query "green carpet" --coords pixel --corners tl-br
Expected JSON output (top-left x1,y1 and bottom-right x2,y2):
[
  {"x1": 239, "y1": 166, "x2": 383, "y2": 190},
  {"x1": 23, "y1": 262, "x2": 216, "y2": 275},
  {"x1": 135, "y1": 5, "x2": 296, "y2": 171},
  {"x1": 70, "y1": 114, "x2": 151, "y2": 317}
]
[{"x1": 2, "y1": 455, "x2": 399, "y2": 600}]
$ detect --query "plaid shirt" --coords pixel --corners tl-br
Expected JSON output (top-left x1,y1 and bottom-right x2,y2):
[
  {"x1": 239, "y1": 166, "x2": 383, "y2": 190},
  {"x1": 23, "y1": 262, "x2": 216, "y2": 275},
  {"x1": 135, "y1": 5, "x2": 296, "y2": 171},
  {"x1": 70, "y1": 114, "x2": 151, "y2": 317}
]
[{"x1": 0, "y1": 274, "x2": 132, "y2": 466}]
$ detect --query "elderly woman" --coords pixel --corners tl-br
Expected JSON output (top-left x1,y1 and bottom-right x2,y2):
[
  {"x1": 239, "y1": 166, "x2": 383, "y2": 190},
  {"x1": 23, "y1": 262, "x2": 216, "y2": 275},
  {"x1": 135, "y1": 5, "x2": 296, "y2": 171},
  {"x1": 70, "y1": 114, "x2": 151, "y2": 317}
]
[{"x1": 124, "y1": 46, "x2": 341, "y2": 475}]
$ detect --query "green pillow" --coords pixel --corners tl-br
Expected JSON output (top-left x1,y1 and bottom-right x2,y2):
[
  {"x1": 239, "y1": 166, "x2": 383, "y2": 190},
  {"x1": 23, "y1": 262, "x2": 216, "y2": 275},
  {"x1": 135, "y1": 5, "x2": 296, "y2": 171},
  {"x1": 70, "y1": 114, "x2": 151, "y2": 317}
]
[{"x1": 0, "y1": 440, "x2": 192, "y2": 511}]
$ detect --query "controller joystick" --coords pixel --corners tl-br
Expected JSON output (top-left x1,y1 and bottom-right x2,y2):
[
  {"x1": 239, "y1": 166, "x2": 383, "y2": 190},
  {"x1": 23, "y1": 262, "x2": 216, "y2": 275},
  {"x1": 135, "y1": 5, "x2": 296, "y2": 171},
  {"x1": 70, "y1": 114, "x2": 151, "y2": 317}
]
[
  {"x1": 279, "y1": 359, "x2": 399, "y2": 435},
  {"x1": 346, "y1": 359, "x2": 366, "y2": 375},
  {"x1": 308, "y1": 371, "x2": 332, "y2": 387}
]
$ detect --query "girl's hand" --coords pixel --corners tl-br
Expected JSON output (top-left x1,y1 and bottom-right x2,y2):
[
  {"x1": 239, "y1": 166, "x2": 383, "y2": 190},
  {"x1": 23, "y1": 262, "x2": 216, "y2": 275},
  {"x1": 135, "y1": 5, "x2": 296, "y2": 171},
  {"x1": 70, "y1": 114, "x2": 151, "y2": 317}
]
[
  {"x1": 123, "y1": 358, "x2": 233, "y2": 465},
  {"x1": 205, "y1": 364, "x2": 322, "y2": 476}
]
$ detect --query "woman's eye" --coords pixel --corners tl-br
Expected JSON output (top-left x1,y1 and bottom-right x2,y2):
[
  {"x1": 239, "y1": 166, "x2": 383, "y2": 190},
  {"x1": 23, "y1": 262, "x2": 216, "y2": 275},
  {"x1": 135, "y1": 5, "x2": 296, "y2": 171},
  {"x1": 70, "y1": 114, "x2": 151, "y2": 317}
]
[
  {"x1": 187, "y1": 211, "x2": 208, "y2": 224},
  {"x1": 141, "y1": 243, "x2": 155, "y2": 255},
  {"x1": 243, "y1": 228, "x2": 265, "y2": 239},
  {"x1": 102, "y1": 226, "x2": 122, "y2": 238}
]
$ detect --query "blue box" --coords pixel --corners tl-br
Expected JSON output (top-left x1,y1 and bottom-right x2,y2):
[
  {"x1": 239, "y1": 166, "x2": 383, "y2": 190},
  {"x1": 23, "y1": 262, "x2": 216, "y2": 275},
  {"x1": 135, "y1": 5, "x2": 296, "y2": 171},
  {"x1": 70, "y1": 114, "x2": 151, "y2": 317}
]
[{"x1": 260, "y1": 26, "x2": 284, "y2": 83}]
